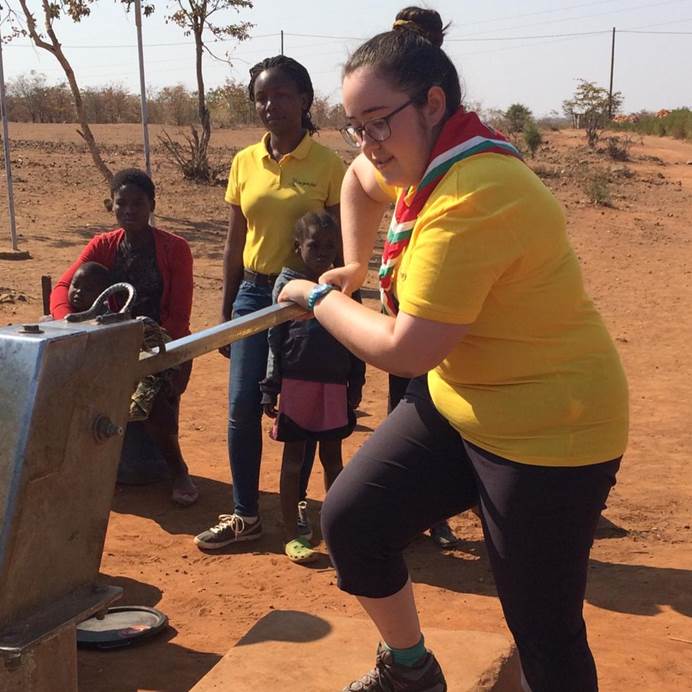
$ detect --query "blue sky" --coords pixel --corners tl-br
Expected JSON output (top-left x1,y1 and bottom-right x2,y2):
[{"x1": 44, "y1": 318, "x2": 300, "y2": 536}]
[{"x1": 3, "y1": 0, "x2": 692, "y2": 116}]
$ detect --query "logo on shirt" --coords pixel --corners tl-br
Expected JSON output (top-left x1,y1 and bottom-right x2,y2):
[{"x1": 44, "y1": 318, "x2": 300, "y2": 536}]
[{"x1": 292, "y1": 178, "x2": 316, "y2": 188}]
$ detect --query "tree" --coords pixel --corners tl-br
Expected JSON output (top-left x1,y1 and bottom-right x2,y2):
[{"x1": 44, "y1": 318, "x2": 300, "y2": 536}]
[
  {"x1": 8, "y1": 0, "x2": 149, "y2": 184},
  {"x1": 8, "y1": 71, "x2": 49, "y2": 122},
  {"x1": 562, "y1": 79, "x2": 623, "y2": 148},
  {"x1": 523, "y1": 120, "x2": 542, "y2": 157},
  {"x1": 207, "y1": 78, "x2": 255, "y2": 127},
  {"x1": 162, "y1": 0, "x2": 253, "y2": 181},
  {"x1": 505, "y1": 103, "x2": 533, "y2": 134},
  {"x1": 155, "y1": 84, "x2": 198, "y2": 125}
]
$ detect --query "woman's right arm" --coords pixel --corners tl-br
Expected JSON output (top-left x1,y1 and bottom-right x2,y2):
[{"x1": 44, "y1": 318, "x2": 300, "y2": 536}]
[
  {"x1": 220, "y1": 204, "x2": 247, "y2": 322},
  {"x1": 321, "y1": 154, "x2": 392, "y2": 294},
  {"x1": 218, "y1": 204, "x2": 247, "y2": 357}
]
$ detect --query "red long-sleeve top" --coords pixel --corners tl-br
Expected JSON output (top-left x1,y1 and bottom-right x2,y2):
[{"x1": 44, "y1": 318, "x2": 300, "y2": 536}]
[{"x1": 50, "y1": 227, "x2": 193, "y2": 340}]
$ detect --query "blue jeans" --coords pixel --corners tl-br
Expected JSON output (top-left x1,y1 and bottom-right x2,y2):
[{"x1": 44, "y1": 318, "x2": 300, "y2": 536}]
[{"x1": 228, "y1": 281, "x2": 314, "y2": 517}]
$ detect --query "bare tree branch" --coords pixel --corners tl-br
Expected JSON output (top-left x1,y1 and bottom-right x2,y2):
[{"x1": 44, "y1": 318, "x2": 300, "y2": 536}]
[
  {"x1": 163, "y1": 0, "x2": 253, "y2": 182},
  {"x1": 12, "y1": 0, "x2": 120, "y2": 185}
]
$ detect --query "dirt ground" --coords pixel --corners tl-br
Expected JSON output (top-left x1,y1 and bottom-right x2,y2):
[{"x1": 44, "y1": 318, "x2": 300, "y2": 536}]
[{"x1": 1, "y1": 123, "x2": 691, "y2": 691}]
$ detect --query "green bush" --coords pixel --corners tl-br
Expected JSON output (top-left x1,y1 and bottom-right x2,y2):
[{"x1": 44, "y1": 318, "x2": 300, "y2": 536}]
[
  {"x1": 611, "y1": 108, "x2": 692, "y2": 141},
  {"x1": 523, "y1": 120, "x2": 543, "y2": 157},
  {"x1": 505, "y1": 103, "x2": 533, "y2": 133},
  {"x1": 667, "y1": 109, "x2": 692, "y2": 139}
]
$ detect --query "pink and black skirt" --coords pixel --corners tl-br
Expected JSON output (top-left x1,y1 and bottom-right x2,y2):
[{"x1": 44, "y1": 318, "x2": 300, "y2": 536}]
[{"x1": 271, "y1": 378, "x2": 356, "y2": 442}]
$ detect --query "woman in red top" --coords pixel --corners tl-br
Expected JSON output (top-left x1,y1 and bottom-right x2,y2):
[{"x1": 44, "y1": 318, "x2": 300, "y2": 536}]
[{"x1": 51, "y1": 168, "x2": 198, "y2": 506}]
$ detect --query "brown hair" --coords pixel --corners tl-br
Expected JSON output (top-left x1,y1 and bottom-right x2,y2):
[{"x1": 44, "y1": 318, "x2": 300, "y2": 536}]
[{"x1": 343, "y1": 7, "x2": 461, "y2": 116}]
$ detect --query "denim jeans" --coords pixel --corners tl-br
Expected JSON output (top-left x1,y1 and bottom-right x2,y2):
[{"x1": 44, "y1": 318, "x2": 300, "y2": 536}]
[{"x1": 228, "y1": 280, "x2": 314, "y2": 517}]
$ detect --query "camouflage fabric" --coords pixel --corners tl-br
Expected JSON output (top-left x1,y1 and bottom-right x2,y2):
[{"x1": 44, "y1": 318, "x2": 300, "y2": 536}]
[{"x1": 129, "y1": 318, "x2": 175, "y2": 422}]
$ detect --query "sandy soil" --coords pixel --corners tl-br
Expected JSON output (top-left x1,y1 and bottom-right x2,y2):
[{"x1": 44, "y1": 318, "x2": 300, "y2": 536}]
[{"x1": 1, "y1": 123, "x2": 691, "y2": 691}]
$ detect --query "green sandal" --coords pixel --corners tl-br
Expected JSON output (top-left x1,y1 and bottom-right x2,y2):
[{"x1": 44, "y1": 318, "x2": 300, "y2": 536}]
[{"x1": 285, "y1": 537, "x2": 317, "y2": 564}]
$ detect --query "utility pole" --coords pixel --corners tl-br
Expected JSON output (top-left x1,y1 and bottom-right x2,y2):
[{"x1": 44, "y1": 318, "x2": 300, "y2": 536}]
[
  {"x1": 134, "y1": 0, "x2": 151, "y2": 179},
  {"x1": 280, "y1": 30, "x2": 284, "y2": 55},
  {"x1": 134, "y1": 0, "x2": 154, "y2": 224},
  {"x1": 608, "y1": 27, "x2": 616, "y2": 120},
  {"x1": 0, "y1": 20, "x2": 19, "y2": 252}
]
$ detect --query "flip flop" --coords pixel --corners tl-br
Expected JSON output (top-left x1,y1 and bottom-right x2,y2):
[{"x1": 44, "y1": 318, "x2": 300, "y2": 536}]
[{"x1": 285, "y1": 537, "x2": 317, "y2": 564}]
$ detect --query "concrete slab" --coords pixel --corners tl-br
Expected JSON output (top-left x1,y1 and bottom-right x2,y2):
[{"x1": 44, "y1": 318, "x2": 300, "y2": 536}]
[{"x1": 191, "y1": 610, "x2": 520, "y2": 692}]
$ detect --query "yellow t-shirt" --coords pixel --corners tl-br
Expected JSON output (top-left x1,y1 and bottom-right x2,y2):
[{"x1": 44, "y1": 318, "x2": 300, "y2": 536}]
[
  {"x1": 382, "y1": 153, "x2": 628, "y2": 467},
  {"x1": 225, "y1": 132, "x2": 345, "y2": 275}
]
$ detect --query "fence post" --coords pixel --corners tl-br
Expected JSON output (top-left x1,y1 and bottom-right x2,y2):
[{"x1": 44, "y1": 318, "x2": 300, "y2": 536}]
[{"x1": 608, "y1": 27, "x2": 616, "y2": 120}]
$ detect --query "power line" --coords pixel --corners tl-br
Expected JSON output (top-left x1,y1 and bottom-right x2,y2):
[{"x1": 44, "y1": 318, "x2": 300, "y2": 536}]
[
  {"x1": 452, "y1": 0, "x2": 692, "y2": 38},
  {"x1": 453, "y1": 30, "x2": 604, "y2": 60},
  {"x1": 447, "y1": 30, "x2": 610, "y2": 42},
  {"x1": 6, "y1": 22, "x2": 692, "y2": 51},
  {"x1": 5, "y1": 33, "x2": 280, "y2": 49},
  {"x1": 280, "y1": 32, "x2": 363, "y2": 41},
  {"x1": 624, "y1": 14, "x2": 692, "y2": 29},
  {"x1": 453, "y1": 0, "x2": 627, "y2": 28},
  {"x1": 621, "y1": 28, "x2": 692, "y2": 33}
]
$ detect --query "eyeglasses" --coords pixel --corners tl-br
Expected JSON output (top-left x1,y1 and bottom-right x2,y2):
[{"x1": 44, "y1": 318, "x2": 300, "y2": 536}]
[{"x1": 339, "y1": 99, "x2": 415, "y2": 148}]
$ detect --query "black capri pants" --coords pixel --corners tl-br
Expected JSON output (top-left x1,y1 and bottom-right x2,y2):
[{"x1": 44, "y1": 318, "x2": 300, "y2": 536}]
[{"x1": 321, "y1": 376, "x2": 620, "y2": 692}]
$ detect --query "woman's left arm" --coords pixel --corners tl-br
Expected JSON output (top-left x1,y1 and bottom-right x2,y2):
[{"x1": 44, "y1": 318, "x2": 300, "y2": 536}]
[
  {"x1": 326, "y1": 204, "x2": 344, "y2": 266},
  {"x1": 164, "y1": 239, "x2": 194, "y2": 340},
  {"x1": 278, "y1": 280, "x2": 467, "y2": 378}
]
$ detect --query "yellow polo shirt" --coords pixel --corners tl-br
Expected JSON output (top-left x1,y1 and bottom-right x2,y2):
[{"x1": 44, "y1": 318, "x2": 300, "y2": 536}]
[
  {"x1": 225, "y1": 132, "x2": 345, "y2": 274},
  {"x1": 381, "y1": 153, "x2": 628, "y2": 466}
]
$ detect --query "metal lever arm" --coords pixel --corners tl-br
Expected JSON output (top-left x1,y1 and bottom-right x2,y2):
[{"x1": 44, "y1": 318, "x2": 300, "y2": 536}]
[{"x1": 135, "y1": 302, "x2": 306, "y2": 379}]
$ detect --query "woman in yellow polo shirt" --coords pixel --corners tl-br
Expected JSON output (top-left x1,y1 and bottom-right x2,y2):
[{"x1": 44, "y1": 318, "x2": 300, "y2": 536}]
[
  {"x1": 278, "y1": 8, "x2": 628, "y2": 692},
  {"x1": 194, "y1": 56, "x2": 345, "y2": 550}
]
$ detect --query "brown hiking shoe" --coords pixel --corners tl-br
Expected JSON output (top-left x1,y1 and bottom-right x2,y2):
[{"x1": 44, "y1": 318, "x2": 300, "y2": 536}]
[{"x1": 343, "y1": 643, "x2": 447, "y2": 691}]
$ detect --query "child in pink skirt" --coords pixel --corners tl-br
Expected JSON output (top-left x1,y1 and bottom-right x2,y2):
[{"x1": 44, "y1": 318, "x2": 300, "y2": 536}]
[{"x1": 260, "y1": 211, "x2": 365, "y2": 564}]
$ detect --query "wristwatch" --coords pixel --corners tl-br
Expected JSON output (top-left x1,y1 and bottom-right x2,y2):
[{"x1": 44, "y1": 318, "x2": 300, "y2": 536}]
[{"x1": 307, "y1": 283, "x2": 336, "y2": 310}]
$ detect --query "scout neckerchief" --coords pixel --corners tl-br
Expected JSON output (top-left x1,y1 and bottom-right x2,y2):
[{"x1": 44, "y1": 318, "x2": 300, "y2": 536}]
[{"x1": 378, "y1": 108, "x2": 523, "y2": 316}]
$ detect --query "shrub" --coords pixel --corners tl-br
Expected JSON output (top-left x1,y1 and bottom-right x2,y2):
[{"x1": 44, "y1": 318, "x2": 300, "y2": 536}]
[
  {"x1": 667, "y1": 109, "x2": 692, "y2": 140},
  {"x1": 523, "y1": 120, "x2": 543, "y2": 157},
  {"x1": 505, "y1": 103, "x2": 533, "y2": 133},
  {"x1": 563, "y1": 79, "x2": 623, "y2": 148},
  {"x1": 606, "y1": 136, "x2": 632, "y2": 161},
  {"x1": 583, "y1": 171, "x2": 612, "y2": 207}
]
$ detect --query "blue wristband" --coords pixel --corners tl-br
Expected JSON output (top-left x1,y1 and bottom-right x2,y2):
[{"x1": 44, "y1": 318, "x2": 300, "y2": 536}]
[{"x1": 307, "y1": 283, "x2": 336, "y2": 310}]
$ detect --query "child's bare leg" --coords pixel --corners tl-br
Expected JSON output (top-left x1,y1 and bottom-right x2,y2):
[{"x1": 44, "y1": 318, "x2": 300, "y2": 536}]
[
  {"x1": 318, "y1": 439, "x2": 343, "y2": 491},
  {"x1": 144, "y1": 421, "x2": 197, "y2": 505},
  {"x1": 280, "y1": 441, "x2": 307, "y2": 541}
]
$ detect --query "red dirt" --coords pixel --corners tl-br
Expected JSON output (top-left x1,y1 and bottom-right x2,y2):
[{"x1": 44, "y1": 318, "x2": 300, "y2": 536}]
[{"x1": 1, "y1": 124, "x2": 691, "y2": 691}]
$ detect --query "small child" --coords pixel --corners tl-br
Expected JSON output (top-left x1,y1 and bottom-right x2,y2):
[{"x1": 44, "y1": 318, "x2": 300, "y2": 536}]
[
  {"x1": 64, "y1": 261, "x2": 173, "y2": 424},
  {"x1": 67, "y1": 261, "x2": 112, "y2": 313},
  {"x1": 260, "y1": 211, "x2": 365, "y2": 564}
]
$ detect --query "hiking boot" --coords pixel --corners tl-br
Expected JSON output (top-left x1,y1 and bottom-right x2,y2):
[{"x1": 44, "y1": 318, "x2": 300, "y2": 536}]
[
  {"x1": 297, "y1": 500, "x2": 313, "y2": 541},
  {"x1": 343, "y1": 642, "x2": 447, "y2": 691},
  {"x1": 193, "y1": 513, "x2": 262, "y2": 549},
  {"x1": 429, "y1": 521, "x2": 459, "y2": 549}
]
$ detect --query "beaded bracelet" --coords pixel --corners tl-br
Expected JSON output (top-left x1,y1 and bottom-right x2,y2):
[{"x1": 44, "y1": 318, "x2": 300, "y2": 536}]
[{"x1": 306, "y1": 283, "x2": 336, "y2": 310}]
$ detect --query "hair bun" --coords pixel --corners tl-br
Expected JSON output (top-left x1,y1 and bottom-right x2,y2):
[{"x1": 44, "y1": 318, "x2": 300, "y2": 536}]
[{"x1": 393, "y1": 6, "x2": 446, "y2": 47}]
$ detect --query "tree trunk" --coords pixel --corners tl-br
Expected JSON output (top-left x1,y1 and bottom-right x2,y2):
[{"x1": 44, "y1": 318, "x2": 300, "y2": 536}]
[
  {"x1": 53, "y1": 47, "x2": 113, "y2": 185},
  {"x1": 193, "y1": 22, "x2": 210, "y2": 154},
  {"x1": 18, "y1": 0, "x2": 113, "y2": 186}
]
